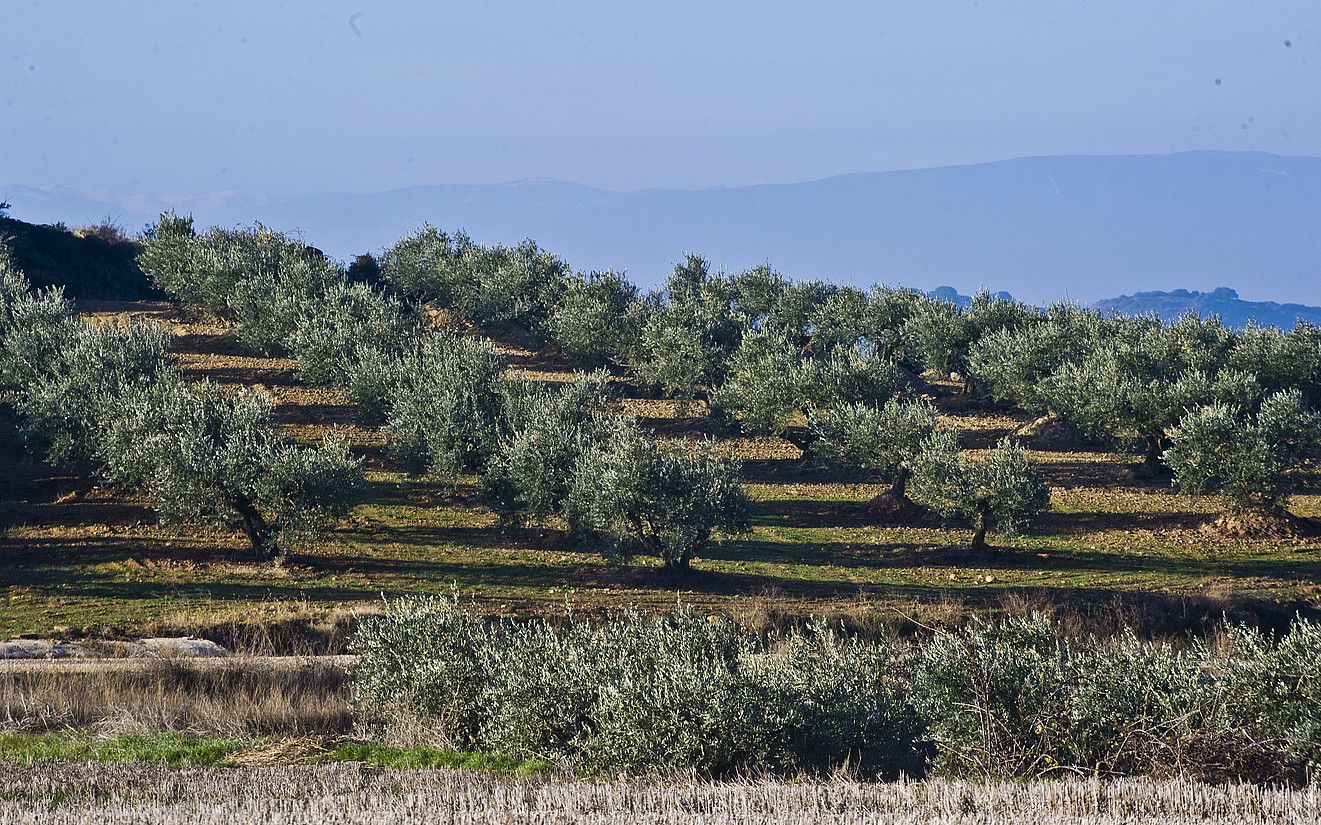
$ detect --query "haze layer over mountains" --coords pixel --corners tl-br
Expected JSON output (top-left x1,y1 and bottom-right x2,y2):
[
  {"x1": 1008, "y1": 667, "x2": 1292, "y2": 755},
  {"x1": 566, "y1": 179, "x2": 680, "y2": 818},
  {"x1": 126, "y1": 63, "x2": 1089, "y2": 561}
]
[{"x1": 5, "y1": 151, "x2": 1319, "y2": 307}]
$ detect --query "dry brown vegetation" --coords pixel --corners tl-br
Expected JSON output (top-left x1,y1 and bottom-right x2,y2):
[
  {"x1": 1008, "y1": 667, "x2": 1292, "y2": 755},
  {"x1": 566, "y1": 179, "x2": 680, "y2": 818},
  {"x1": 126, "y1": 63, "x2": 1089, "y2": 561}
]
[
  {"x1": 2, "y1": 299, "x2": 1320, "y2": 643},
  {"x1": 4, "y1": 763, "x2": 1319, "y2": 824},
  {"x1": 0, "y1": 657, "x2": 351, "y2": 737}
]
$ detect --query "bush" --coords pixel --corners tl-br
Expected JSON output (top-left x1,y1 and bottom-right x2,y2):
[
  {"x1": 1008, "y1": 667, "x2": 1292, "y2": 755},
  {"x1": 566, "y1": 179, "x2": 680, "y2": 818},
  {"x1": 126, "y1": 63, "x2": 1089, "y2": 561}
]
[
  {"x1": 808, "y1": 398, "x2": 938, "y2": 500},
  {"x1": 354, "y1": 603, "x2": 1321, "y2": 782},
  {"x1": 910, "y1": 434, "x2": 1050, "y2": 550},
  {"x1": 1164, "y1": 389, "x2": 1321, "y2": 514},
  {"x1": 352, "y1": 600, "x2": 925, "y2": 778},
  {"x1": 546, "y1": 270, "x2": 640, "y2": 367},
  {"x1": 566, "y1": 426, "x2": 749, "y2": 570}
]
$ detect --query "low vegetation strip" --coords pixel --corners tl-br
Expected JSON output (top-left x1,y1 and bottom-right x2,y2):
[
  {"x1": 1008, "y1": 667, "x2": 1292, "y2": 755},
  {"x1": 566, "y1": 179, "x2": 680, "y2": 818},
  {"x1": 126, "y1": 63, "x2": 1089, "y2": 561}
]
[
  {"x1": 353, "y1": 600, "x2": 1321, "y2": 783},
  {"x1": 2, "y1": 763, "x2": 1318, "y2": 825}
]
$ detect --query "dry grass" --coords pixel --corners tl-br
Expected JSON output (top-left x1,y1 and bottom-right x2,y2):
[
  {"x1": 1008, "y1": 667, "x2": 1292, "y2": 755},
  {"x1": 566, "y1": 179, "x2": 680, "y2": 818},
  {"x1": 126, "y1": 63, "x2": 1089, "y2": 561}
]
[
  {"x1": 2, "y1": 763, "x2": 1318, "y2": 824},
  {"x1": 0, "y1": 657, "x2": 351, "y2": 737}
]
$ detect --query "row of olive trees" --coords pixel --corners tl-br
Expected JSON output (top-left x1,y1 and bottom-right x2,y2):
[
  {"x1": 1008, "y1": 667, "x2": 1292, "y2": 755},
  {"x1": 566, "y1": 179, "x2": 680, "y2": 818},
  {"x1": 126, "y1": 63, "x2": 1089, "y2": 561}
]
[
  {"x1": 0, "y1": 249, "x2": 360, "y2": 555},
  {"x1": 374, "y1": 239, "x2": 1054, "y2": 546},
  {"x1": 375, "y1": 230, "x2": 1319, "y2": 523},
  {"x1": 137, "y1": 217, "x2": 750, "y2": 570}
]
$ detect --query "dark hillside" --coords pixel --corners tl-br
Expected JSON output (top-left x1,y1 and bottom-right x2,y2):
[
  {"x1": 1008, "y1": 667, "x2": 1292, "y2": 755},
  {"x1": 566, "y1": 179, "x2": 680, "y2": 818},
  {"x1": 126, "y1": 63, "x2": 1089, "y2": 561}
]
[{"x1": 0, "y1": 213, "x2": 157, "y2": 299}]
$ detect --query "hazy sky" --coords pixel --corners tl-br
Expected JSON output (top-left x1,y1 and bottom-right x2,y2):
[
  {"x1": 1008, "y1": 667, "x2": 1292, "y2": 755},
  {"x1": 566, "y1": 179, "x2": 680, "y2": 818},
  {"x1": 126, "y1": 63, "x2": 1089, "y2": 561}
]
[{"x1": 2, "y1": 1, "x2": 1318, "y2": 197}]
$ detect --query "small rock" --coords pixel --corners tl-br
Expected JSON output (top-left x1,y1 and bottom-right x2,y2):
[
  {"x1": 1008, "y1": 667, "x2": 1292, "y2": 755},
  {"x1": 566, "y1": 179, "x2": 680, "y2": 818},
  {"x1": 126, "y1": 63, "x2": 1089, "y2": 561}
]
[{"x1": 140, "y1": 637, "x2": 231, "y2": 658}]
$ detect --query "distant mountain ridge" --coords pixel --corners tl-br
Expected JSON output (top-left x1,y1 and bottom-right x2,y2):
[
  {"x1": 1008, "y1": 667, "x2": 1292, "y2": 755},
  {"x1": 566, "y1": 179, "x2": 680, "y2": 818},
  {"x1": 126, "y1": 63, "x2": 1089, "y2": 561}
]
[
  {"x1": 5, "y1": 150, "x2": 1320, "y2": 304},
  {"x1": 1094, "y1": 288, "x2": 1321, "y2": 329}
]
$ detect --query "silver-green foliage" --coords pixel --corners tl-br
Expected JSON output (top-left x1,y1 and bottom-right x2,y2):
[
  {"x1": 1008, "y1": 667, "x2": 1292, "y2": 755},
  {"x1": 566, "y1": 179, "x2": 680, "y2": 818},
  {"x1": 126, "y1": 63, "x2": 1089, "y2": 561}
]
[
  {"x1": 631, "y1": 256, "x2": 743, "y2": 400},
  {"x1": 546, "y1": 271, "x2": 640, "y2": 367},
  {"x1": 2, "y1": 255, "x2": 360, "y2": 554},
  {"x1": 385, "y1": 332, "x2": 508, "y2": 480},
  {"x1": 566, "y1": 427, "x2": 749, "y2": 569},
  {"x1": 354, "y1": 602, "x2": 1321, "y2": 782},
  {"x1": 138, "y1": 215, "x2": 342, "y2": 354},
  {"x1": 0, "y1": 257, "x2": 76, "y2": 392},
  {"x1": 352, "y1": 600, "x2": 924, "y2": 778},
  {"x1": 909, "y1": 434, "x2": 1050, "y2": 548},
  {"x1": 379, "y1": 226, "x2": 568, "y2": 336},
  {"x1": 808, "y1": 398, "x2": 938, "y2": 490},
  {"x1": 96, "y1": 378, "x2": 359, "y2": 553},
  {"x1": 1164, "y1": 389, "x2": 1321, "y2": 512},
  {"x1": 710, "y1": 330, "x2": 907, "y2": 438},
  {"x1": 478, "y1": 373, "x2": 616, "y2": 524}
]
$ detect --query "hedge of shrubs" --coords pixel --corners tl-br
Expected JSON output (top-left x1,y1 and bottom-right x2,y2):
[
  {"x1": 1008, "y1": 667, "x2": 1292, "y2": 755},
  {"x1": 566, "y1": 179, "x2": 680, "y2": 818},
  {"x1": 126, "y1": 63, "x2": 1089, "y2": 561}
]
[{"x1": 353, "y1": 599, "x2": 1321, "y2": 783}]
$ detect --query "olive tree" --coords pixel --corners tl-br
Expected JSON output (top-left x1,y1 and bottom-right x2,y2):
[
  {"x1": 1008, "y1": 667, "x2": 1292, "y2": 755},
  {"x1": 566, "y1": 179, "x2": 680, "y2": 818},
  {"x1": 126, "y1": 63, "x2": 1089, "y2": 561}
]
[
  {"x1": 16, "y1": 322, "x2": 172, "y2": 463},
  {"x1": 138, "y1": 215, "x2": 343, "y2": 353},
  {"x1": 379, "y1": 226, "x2": 568, "y2": 337},
  {"x1": 478, "y1": 373, "x2": 616, "y2": 524},
  {"x1": 1041, "y1": 315, "x2": 1241, "y2": 472},
  {"x1": 969, "y1": 304, "x2": 1107, "y2": 413},
  {"x1": 547, "y1": 270, "x2": 641, "y2": 367},
  {"x1": 386, "y1": 332, "x2": 509, "y2": 480},
  {"x1": 566, "y1": 425, "x2": 749, "y2": 570},
  {"x1": 1228, "y1": 323, "x2": 1321, "y2": 407},
  {"x1": 1164, "y1": 389, "x2": 1321, "y2": 515},
  {"x1": 902, "y1": 291, "x2": 1031, "y2": 394},
  {"x1": 98, "y1": 378, "x2": 360, "y2": 555},
  {"x1": 710, "y1": 331, "x2": 907, "y2": 447},
  {"x1": 708, "y1": 330, "x2": 804, "y2": 436},
  {"x1": 631, "y1": 256, "x2": 743, "y2": 400},
  {"x1": 0, "y1": 261, "x2": 75, "y2": 392},
  {"x1": 286, "y1": 281, "x2": 419, "y2": 390},
  {"x1": 910, "y1": 433, "x2": 1050, "y2": 551},
  {"x1": 807, "y1": 397, "x2": 939, "y2": 508}
]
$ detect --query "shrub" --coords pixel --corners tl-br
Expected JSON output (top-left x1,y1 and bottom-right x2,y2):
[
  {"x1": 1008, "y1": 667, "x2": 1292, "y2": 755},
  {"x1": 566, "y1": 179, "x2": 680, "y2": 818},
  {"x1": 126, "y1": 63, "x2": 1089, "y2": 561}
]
[
  {"x1": 1163, "y1": 389, "x2": 1321, "y2": 514},
  {"x1": 546, "y1": 270, "x2": 640, "y2": 367},
  {"x1": 807, "y1": 398, "x2": 938, "y2": 500},
  {"x1": 352, "y1": 601, "x2": 924, "y2": 778},
  {"x1": 386, "y1": 332, "x2": 508, "y2": 480},
  {"x1": 910, "y1": 434, "x2": 1050, "y2": 550},
  {"x1": 354, "y1": 603, "x2": 1321, "y2": 782},
  {"x1": 566, "y1": 426, "x2": 748, "y2": 570}
]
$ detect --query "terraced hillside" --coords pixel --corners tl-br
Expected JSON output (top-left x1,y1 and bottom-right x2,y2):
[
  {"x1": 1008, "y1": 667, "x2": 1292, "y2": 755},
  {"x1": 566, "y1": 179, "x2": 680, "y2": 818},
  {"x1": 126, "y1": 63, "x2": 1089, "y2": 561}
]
[{"x1": 2, "y1": 298, "x2": 1318, "y2": 641}]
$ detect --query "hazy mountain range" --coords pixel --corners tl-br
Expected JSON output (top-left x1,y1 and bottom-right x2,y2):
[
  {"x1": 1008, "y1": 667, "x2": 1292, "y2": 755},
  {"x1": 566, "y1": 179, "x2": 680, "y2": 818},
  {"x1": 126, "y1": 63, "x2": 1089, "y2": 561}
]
[{"x1": 4, "y1": 150, "x2": 1320, "y2": 307}]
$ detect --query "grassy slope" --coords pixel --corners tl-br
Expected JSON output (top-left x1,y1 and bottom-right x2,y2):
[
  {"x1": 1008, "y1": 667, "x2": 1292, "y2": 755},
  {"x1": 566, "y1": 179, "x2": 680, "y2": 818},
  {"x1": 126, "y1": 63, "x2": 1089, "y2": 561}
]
[{"x1": 1, "y1": 300, "x2": 1319, "y2": 639}]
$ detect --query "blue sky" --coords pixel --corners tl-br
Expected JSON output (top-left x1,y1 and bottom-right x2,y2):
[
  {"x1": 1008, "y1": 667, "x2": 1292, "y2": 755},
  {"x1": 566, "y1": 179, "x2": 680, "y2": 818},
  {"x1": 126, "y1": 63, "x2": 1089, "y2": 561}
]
[{"x1": 2, "y1": 1, "x2": 1318, "y2": 198}]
